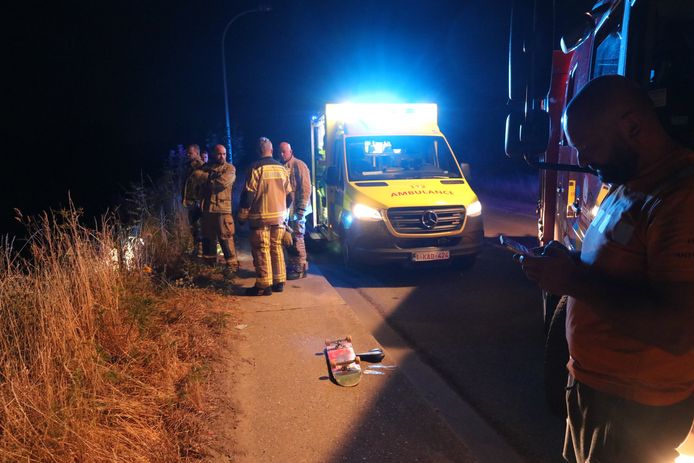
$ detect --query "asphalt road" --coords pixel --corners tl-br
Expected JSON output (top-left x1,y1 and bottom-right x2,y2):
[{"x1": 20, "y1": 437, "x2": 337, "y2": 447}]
[{"x1": 311, "y1": 195, "x2": 566, "y2": 463}]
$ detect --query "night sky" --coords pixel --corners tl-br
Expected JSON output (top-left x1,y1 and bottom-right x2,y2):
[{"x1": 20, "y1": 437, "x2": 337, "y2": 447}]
[{"x1": 3, "y1": 0, "x2": 528, "y2": 235}]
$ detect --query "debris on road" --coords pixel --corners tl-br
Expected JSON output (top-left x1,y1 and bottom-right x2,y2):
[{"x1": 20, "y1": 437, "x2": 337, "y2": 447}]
[{"x1": 355, "y1": 347, "x2": 385, "y2": 363}]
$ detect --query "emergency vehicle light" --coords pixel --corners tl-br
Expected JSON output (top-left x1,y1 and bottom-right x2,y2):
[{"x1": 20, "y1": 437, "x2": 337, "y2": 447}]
[{"x1": 326, "y1": 103, "x2": 438, "y2": 134}]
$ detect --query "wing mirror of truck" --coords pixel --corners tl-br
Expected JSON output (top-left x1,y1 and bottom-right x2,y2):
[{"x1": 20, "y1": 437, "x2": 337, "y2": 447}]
[
  {"x1": 505, "y1": 108, "x2": 550, "y2": 157},
  {"x1": 326, "y1": 166, "x2": 340, "y2": 186},
  {"x1": 560, "y1": 2, "x2": 613, "y2": 53},
  {"x1": 508, "y1": 0, "x2": 554, "y2": 102}
]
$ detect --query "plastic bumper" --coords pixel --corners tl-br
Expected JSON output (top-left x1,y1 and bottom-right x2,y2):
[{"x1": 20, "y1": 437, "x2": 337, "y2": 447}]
[{"x1": 344, "y1": 215, "x2": 484, "y2": 264}]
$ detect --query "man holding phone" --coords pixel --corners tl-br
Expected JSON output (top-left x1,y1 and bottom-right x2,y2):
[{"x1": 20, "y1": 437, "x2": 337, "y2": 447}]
[{"x1": 516, "y1": 76, "x2": 694, "y2": 463}]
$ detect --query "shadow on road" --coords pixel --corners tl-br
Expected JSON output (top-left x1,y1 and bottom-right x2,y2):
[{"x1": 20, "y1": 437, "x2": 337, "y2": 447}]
[{"x1": 313, "y1": 233, "x2": 565, "y2": 462}]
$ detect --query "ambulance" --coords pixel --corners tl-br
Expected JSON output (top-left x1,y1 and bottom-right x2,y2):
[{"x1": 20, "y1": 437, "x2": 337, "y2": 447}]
[{"x1": 308, "y1": 103, "x2": 483, "y2": 267}]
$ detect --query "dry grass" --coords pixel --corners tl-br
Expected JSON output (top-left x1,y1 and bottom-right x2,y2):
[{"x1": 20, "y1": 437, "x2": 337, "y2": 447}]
[{"x1": 0, "y1": 205, "x2": 235, "y2": 462}]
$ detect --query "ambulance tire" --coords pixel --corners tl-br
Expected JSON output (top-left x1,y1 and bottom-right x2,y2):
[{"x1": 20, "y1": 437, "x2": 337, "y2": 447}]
[
  {"x1": 452, "y1": 255, "x2": 476, "y2": 271},
  {"x1": 543, "y1": 295, "x2": 569, "y2": 418}
]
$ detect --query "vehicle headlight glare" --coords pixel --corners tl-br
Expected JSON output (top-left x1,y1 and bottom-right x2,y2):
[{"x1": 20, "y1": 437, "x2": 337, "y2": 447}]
[
  {"x1": 467, "y1": 200, "x2": 482, "y2": 217},
  {"x1": 352, "y1": 203, "x2": 382, "y2": 221}
]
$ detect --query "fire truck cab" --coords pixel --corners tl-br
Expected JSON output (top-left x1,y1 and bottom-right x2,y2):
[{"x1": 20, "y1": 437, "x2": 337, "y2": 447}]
[{"x1": 309, "y1": 103, "x2": 484, "y2": 267}]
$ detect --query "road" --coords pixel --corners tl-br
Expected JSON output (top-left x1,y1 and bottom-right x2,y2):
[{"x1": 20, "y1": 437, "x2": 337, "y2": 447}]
[{"x1": 311, "y1": 194, "x2": 566, "y2": 463}]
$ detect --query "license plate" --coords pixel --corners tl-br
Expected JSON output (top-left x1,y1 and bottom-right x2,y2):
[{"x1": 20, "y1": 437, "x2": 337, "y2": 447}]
[{"x1": 411, "y1": 250, "x2": 450, "y2": 262}]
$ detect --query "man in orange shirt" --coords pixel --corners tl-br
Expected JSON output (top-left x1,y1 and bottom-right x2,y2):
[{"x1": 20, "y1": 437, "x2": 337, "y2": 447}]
[{"x1": 518, "y1": 76, "x2": 694, "y2": 462}]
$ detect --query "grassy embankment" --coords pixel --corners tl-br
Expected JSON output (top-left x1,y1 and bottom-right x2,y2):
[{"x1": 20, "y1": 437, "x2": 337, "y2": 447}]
[{"x1": 0, "y1": 188, "x2": 235, "y2": 461}]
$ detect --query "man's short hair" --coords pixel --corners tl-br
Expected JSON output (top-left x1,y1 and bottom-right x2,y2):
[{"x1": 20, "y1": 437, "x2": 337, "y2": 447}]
[
  {"x1": 186, "y1": 144, "x2": 200, "y2": 154},
  {"x1": 258, "y1": 137, "x2": 272, "y2": 152}
]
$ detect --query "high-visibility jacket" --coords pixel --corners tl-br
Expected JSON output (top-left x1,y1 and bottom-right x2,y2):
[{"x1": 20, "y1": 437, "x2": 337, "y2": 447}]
[{"x1": 238, "y1": 156, "x2": 292, "y2": 227}]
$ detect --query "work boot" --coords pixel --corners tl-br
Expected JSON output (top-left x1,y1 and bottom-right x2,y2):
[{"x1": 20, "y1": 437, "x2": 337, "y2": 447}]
[
  {"x1": 286, "y1": 271, "x2": 306, "y2": 280},
  {"x1": 190, "y1": 242, "x2": 202, "y2": 257},
  {"x1": 222, "y1": 265, "x2": 236, "y2": 278},
  {"x1": 272, "y1": 282, "x2": 285, "y2": 292},
  {"x1": 245, "y1": 286, "x2": 272, "y2": 296},
  {"x1": 225, "y1": 260, "x2": 240, "y2": 273}
]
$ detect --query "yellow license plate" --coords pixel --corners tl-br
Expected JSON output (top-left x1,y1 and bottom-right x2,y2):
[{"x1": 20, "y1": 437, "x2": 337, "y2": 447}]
[{"x1": 412, "y1": 250, "x2": 450, "y2": 262}]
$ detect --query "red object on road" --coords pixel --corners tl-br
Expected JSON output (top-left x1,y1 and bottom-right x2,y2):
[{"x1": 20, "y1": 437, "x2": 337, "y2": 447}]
[{"x1": 324, "y1": 336, "x2": 361, "y2": 387}]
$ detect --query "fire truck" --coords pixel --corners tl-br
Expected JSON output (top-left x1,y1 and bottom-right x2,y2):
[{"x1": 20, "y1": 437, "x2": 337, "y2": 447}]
[
  {"x1": 308, "y1": 103, "x2": 484, "y2": 267},
  {"x1": 506, "y1": 0, "x2": 694, "y2": 455}
]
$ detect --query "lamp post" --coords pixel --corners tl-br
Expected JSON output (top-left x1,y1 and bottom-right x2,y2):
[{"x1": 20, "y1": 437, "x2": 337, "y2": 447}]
[{"x1": 221, "y1": 5, "x2": 272, "y2": 163}]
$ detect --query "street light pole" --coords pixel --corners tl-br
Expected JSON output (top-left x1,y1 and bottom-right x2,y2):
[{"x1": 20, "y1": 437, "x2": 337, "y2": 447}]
[{"x1": 221, "y1": 5, "x2": 272, "y2": 163}]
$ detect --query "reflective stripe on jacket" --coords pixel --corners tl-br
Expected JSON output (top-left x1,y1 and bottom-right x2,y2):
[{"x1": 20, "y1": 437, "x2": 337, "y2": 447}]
[{"x1": 239, "y1": 157, "x2": 292, "y2": 227}]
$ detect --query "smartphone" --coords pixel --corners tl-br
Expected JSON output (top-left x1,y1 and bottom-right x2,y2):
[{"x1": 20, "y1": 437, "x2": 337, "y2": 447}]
[{"x1": 499, "y1": 235, "x2": 532, "y2": 255}]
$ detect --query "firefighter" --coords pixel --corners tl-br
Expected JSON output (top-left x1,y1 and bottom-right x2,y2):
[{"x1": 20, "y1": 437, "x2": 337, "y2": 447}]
[
  {"x1": 278, "y1": 141, "x2": 312, "y2": 279},
  {"x1": 517, "y1": 76, "x2": 694, "y2": 463},
  {"x1": 182, "y1": 144, "x2": 205, "y2": 256},
  {"x1": 200, "y1": 144, "x2": 239, "y2": 271},
  {"x1": 238, "y1": 137, "x2": 292, "y2": 296}
]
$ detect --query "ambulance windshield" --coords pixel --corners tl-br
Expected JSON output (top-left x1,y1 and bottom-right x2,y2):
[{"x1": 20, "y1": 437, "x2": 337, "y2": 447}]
[{"x1": 345, "y1": 135, "x2": 462, "y2": 181}]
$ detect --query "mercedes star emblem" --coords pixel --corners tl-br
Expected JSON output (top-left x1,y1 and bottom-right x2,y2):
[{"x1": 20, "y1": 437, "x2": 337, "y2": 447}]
[{"x1": 421, "y1": 210, "x2": 439, "y2": 229}]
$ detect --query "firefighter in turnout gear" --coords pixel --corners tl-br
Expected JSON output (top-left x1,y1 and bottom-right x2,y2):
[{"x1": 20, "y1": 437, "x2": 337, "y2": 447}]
[
  {"x1": 200, "y1": 144, "x2": 239, "y2": 271},
  {"x1": 182, "y1": 144, "x2": 206, "y2": 256},
  {"x1": 279, "y1": 141, "x2": 312, "y2": 279},
  {"x1": 238, "y1": 137, "x2": 293, "y2": 296}
]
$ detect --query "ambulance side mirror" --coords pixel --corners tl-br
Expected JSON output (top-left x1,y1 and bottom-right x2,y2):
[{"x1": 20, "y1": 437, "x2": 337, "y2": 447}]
[{"x1": 326, "y1": 166, "x2": 340, "y2": 186}]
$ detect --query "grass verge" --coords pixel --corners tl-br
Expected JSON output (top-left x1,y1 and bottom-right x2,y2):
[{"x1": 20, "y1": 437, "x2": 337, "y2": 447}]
[{"x1": 0, "y1": 205, "x2": 236, "y2": 462}]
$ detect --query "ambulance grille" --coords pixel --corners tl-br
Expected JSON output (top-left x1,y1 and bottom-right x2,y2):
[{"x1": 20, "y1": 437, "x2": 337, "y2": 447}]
[{"x1": 386, "y1": 206, "x2": 466, "y2": 234}]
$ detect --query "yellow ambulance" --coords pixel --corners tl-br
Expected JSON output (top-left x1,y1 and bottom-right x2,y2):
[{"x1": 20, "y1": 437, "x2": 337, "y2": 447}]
[{"x1": 309, "y1": 103, "x2": 483, "y2": 267}]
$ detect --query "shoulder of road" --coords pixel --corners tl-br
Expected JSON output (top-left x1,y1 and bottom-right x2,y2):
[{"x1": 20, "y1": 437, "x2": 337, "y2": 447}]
[{"x1": 211, "y1": 239, "x2": 525, "y2": 463}]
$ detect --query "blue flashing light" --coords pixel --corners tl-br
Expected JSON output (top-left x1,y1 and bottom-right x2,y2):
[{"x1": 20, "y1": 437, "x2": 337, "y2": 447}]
[{"x1": 343, "y1": 212, "x2": 354, "y2": 229}]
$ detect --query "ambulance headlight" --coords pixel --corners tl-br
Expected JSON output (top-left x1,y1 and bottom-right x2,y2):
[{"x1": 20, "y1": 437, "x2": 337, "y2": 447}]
[
  {"x1": 466, "y1": 200, "x2": 482, "y2": 217},
  {"x1": 352, "y1": 203, "x2": 383, "y2": 221}
]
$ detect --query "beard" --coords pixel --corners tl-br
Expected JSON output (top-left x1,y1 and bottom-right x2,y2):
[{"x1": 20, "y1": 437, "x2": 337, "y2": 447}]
[{"x1": 594, "y1": 143, "x2": 638, "y2": 184}]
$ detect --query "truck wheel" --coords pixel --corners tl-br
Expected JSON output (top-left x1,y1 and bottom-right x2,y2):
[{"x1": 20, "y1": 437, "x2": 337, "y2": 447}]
[{"x1": 544, "y1": 295, "x2": 569, "y2": 418}]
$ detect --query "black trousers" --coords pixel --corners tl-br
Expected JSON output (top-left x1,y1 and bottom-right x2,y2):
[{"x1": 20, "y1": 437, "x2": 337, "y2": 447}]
[
  {"x1": 564, "y1": 378, "x2": 693, "y2": 463},
  {"x1": 186, "y1": 204, "x2": 202, "y2": 244}
]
